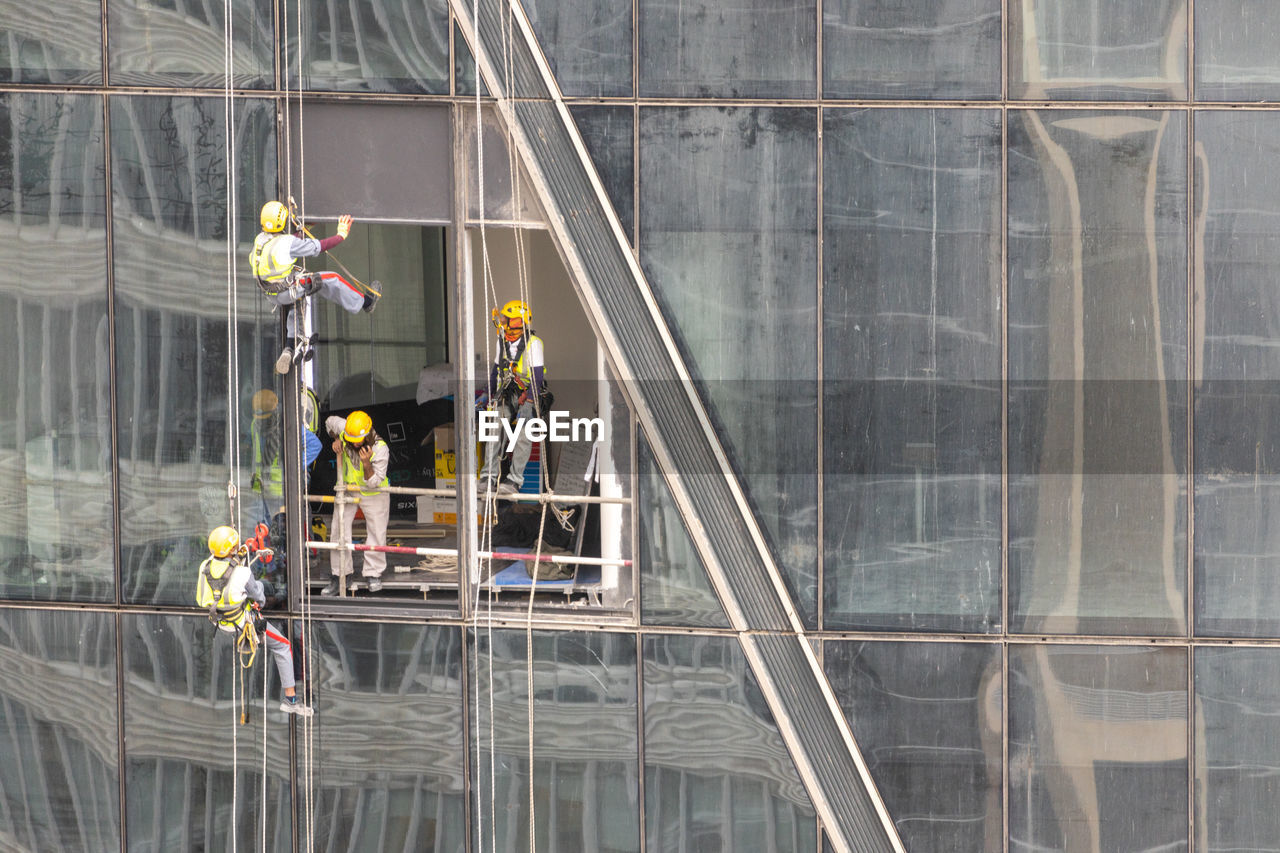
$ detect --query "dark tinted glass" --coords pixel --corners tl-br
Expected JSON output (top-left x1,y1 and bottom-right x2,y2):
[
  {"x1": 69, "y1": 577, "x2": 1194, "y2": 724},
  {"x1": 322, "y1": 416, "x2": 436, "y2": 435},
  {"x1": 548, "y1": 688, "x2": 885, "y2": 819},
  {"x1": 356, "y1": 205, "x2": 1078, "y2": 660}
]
[
  {"x1": 0, "y1": 0, "x2": 101, "y2": 83},
  {"x1": 311, "y1": 622, "x2": 466, "y2": 850},
  {"x1": 569, "y1": 105, "x2": 634, "y2": 240},
  {"x1": 638, "y1": 0, "x2": 816, "y2": 98},
  {"x1": 1008, "y1": 110, "x2": 1188, "y2": 636},
  {"x1": 1194, "y1": 111, "x2": 1280, "y2": 637},
  {"x1": 1009, "y1": 0, "x2": 1187, "y2": 100},
  {"x1": 823, "y1": 107, "x2": 1002, "y2": 633},
  {"x1": 644, "y1": 634, "x2": 817, "y2": 852},
  {"x1": 286, "y1": 0, "x2": 449, "y2": 93},
  {"x1": 472, "y1": 629, "x2": 639, "y2": 852},
  {"x1": 123, "y1": 613, "x2": 291, "y2": 851},
  {"x1": 524, "y1": 0, "x2": 631, "y2": 96},
  {"x1": 1196, "y1": 647, "x2": 1280, "y2": 848},
  {"x1": 638, "y1": 434, "x2": 729, "y2": 628},
  {"x1": 1008, "y1": 645, "x2": 1187, "y2": 851},
  {"x1": 109, "y1": 0, "x2": 273, "y2": 88},
  {"x1": 0, "y1": 93, "x2": 112, "y2": 603},
  {"x1": 825, "y1": 641, "x2": 1002, "y2": 852},
  {"x1": 109, "y1": 96, "x2": 280, "y2": 605},
  {"x1": 639, "y1": 106, "x2": 819, "y2": 627},
  {"x1": 0, "y1": 608, "x2": 119, "y2": 850},
  {"x1": 823, "y1": 0, "x2": 1000, "y2": 99}
]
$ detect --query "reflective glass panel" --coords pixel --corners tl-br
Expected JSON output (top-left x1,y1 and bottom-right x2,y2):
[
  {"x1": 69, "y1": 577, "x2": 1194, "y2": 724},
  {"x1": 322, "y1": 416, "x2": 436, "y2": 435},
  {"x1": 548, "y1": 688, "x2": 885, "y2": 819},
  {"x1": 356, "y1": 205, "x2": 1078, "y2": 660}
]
[
  {"x1": 523, "y1": 0, "x2": 631, "y2": 97},
  {"x1": 0, "y1": 93, "x2": 112, "y2": 603},
  {"x1": 108, "y1": 0, "x2": 273, "y2": 88},
  {"x1": 1194, "y1": 111, "x2": 1280, "y2": 638},
  {"x1": 644, "y1": 634, "x2": 817, "y2": 852},
  {"x1": 1195, "y1": 0, "x2": 1280, "y2": 101},
  {"x1": 311, "y1": 622, "x2": 465, "y2": 850},
  {"x1": 823, "y1": 108, "x2": 1002, "y2": 634},
  {"x1": 110, "y1": 96, "x2": 280, "y2": 605},
  {"x1": 1009, "y1": 0, "x2": 1187, "y2": 100},
  {"x1": 569, "y1": 105, "x2": 634, "y2": 240},
  {"x1": 1008, "y1": 110, "x2": 1188, "y2": 636},
  {"x1": 123, "y1": 613, "x2": 291, "y2": 851},
  {"x1": 638, "y1": 0, "x2": 816, "y2": 98},
  {"x1": 0, "y1": 0, "x2": 101, "y2": 84},
  {"x1": 1008, "y1": 645, "x2": 1187, "y2": 851},
  {"x1": 822, "y1": 0, "x2": 1000, "y2": 99},
  {"x1": 639, "y1": 434, "x2": 729, "y2": 628},
  {"x1": 825, "y1": 641, "x2": 1002, "y2": 851},
  {"x1": 1195, "y1": 647, "x2": 1280, "y2": 849},
  {"x1": 286, "y1": 0, "x2": 449, "y2": 93},
  {"x1": 0, "y1": 608, "x2": 119, "y2": 850},
  {"x1": 639, "y1": 106, "x2": 819, "y2": 627},
  {"x1": 472, "y1": 629, "x2": 639, "y2": 852}
]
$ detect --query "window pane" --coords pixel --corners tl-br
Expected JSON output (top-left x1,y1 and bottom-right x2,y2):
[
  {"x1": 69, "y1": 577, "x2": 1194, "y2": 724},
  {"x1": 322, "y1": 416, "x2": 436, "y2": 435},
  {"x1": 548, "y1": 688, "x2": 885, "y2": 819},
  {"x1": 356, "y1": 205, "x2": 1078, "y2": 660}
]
[
  {"x1": 472, "y1": 629, "x2": 639, "y2": 852},
  {"x1": 312, "y1": 622, "x2": 466, "y2": 850},
  {"x1": 0, "y1": 93, "x2": 112, "y2": 603},
  {"x1": 825, "y1": 641, "x2": 1002, "y2": 852},
  {"x1": 639, "y1": 433, "x2": 730, "y2": 628},
  {"x1": 1196, "y1": 647, "x2": 1280, "y2": 848},
  {"x1": 1008, "y1": 110, "x2": 1188, "y2": 636},
  {"x1": 122, "y1": 614, "x2": 291, "y2": 851},
  {"x1": 638, "y1": 0, "x2": 816, "y2": 98},
  {"x1": 823, "y1": 107, "x2": 1002, "y2": 634},
  {"x1": 110, "y1": 95, "x2": 280, "y2": 604},
  {"x1": 569, "y1": 105, "x2": 634, "y2": 240},
  {"x1": 524, "y1": 0, "x2": 631, "y2": 96},
  {"x1": 639, "y1": 106, "x2": 819, "y2": 627},
  {"x1": 108, "y1": 0, "x2": 273, "y2": 88},
  {"x1": 1008, "y1": 645, "x2": 1187, "y2": 851},
  {"x1": 286, "y1": 0, "x2": 449, "y2": 93},
  {"x1": 1194, "y1": 111, "x2": 1280, "y2": 637},
  {"x1": 1009, "y1": 0, "x2": 1187, "y2": 100},
  {"x1": 1195, "y1": 0, "x2": 1280, "y2": 101},
  {"x1": 822, "y1": 0, "x2": 1000, "y2": 99},
  {"x1": 644, "y1": 634, "x2": 817, "y2": 853},
  {"x1": 0, "y1": 0, "x2": 101, "y2": 84},
  {"x1": 0, "y1": 608, "x2": 119, "y2": 850}
]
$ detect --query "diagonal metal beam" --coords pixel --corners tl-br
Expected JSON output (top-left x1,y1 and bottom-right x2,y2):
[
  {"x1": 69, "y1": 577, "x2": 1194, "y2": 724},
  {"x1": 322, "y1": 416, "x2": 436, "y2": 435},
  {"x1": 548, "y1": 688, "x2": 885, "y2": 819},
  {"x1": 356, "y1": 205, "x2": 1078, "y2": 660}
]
[{"x1": 449, "y1": 1, "x2": 904, "y2": 849}]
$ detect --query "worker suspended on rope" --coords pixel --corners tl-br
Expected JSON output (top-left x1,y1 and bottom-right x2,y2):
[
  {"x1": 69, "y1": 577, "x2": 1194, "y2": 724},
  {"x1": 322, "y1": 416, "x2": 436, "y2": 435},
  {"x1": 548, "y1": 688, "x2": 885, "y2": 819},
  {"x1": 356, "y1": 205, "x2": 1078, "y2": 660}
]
[
  {"x1": 250, "y1": 200, "x2": 382, "y2": 375},
  {"x1": 321, "y1": 411, "x2": 391, "y2": 596},
  {"x1": 476, "y1": 300, "x2": 553, "y2": 495},
  {"x1": 195, "y1": 525, "x2": 314, "y2": 717}
]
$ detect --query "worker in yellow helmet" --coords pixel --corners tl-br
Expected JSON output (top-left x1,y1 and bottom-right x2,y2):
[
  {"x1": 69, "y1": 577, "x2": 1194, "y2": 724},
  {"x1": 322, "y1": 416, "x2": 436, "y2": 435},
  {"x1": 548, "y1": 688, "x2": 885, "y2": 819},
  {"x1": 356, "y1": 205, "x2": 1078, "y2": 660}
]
[
  {"x1": 250, "y1": 201, "x2": 382, "y2": 375},
  {"x1": 321, "y1": 410, "x2": 391, "y2": 595},
  {"x1": 195, "y1": 526, "x2": 313, "y2": 716},
  {"x1": 477, "y1": 300, "x2": 552, "y2": 495}
]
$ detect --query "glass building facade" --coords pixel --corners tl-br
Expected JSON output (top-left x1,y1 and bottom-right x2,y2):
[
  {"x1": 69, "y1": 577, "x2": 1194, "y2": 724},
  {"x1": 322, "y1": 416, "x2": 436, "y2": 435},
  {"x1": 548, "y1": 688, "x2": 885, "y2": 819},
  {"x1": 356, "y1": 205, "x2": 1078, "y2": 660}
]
[{"x1": 3, "y1": 0, "x2": 1280, "y2": 849}]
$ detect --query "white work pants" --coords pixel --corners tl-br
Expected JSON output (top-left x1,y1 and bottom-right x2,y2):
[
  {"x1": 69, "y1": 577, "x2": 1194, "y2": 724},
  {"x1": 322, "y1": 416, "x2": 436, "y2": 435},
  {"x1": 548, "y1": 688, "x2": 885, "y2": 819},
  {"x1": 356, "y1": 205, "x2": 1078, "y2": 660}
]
[{"x1": 329, "y1": 489, "x2": 390, "y2": 579}]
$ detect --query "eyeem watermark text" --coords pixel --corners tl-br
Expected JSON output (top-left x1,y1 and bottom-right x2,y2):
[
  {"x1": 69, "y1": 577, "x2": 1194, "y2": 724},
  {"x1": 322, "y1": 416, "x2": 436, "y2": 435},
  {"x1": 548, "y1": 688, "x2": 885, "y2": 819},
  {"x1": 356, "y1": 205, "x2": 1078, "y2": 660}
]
[{"x1": 478, "y1": 410, "x2": 604, "y2": 452}]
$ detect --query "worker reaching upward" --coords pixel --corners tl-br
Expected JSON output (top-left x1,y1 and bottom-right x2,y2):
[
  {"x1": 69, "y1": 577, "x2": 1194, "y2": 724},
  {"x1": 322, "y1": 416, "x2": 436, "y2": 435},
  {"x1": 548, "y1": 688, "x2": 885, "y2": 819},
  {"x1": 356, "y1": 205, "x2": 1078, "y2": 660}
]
[{"x1": 250, "y1": 200, "x2": 381, "y2": 375}]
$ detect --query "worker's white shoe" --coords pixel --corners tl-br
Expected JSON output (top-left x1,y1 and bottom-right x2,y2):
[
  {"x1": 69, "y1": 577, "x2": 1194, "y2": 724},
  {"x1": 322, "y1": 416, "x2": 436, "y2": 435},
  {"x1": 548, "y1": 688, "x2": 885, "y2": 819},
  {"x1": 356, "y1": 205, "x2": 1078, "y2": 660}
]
[
  {"x1": 497, "y1": 480, "x2": 519, "y2": 495},
  {"x1": 274, "y1": 346, "x2": 293, "y2": 375},
  {"x1": 281, "y1": 699, "x2": 314, "y2": 717},
  {"x1": 366, "y1": 577, "x2": 383, "y2": 593}
]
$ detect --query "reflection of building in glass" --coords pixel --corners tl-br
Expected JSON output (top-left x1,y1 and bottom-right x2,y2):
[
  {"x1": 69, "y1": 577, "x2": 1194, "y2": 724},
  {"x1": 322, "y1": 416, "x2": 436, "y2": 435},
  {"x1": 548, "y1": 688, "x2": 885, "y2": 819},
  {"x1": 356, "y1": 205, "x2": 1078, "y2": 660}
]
[{"x1": 6, "y1": 0, "x2": 1280, "y2": 849}]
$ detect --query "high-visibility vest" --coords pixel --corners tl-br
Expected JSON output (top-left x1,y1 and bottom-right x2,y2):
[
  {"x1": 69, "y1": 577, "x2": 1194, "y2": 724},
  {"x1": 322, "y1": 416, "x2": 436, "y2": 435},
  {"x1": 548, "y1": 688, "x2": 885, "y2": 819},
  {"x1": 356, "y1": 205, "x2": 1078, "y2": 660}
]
[
  {"x1": 251, "y1": 421, "x2": 284, "y2": 497},
  {"x1": 195, "y1": 557, "x2": 250, "y2": 632},
  {"x1": 340, "y1": 439, "x2": 389, "y2": 497},
  {"x1": 249, "y1": 232, "x2": 297, "y2": 284},
  {"x1": 497, "y1": 334, "x2": 544, "y2": 389}
]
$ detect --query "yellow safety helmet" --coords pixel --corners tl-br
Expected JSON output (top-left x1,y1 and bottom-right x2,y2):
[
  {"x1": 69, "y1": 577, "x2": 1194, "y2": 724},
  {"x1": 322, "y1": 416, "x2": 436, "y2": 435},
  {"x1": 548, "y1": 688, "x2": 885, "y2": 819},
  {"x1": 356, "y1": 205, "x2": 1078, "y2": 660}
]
[
  {"x1": 343, "y1": 410, "x2": 373, "y2": 444},
  {"x1": 208, "y1": 525, "x2": 240, "y2": 558},
  {"x1": 251, "y1": 388, "x2": 279, "y2": 419},
  {"x1": 494, "y1": 300, "x2": 531, "y2": 341},
  {"x1": 260, "y1": 200, "x2": 289, "y2": 233}
]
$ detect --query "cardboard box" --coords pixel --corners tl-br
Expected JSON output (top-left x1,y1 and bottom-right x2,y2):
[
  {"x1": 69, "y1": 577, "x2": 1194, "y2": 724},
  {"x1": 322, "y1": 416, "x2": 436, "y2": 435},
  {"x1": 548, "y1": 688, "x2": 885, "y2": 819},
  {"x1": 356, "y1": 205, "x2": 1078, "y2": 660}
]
[{"x1": 417, "y1": 424, "x2": 480, "y2": 525}]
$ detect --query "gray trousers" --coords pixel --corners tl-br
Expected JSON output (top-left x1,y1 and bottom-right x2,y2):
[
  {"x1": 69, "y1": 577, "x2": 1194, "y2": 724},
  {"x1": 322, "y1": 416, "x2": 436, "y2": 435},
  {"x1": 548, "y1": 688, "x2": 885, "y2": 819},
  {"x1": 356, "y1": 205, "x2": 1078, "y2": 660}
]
[
  {"x1": 480, "y1": 398, "x2": 537, "y2": 487},
  {"x1": 266, "y1": 271, "x2": 365, "y2": 336},
  {"x1": 260, "y1": 620, "x2": 296, "y2": 690}
]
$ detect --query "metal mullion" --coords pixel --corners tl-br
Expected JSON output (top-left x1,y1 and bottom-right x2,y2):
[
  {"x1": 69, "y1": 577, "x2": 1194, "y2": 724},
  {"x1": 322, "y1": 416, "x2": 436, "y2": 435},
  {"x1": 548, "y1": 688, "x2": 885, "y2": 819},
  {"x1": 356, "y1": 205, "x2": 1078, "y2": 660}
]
[
  {"x1": 1000, "y1": 97, "x2": 1010, "y2": 853},
  {"x1": 815, "y1": 101, "x2": 824, "y2": 635},
  {"x1": 635, "y1": 628, "x2": 646, "y2": 853},
  {"x1": 1185, "y1": 102, "x2": 1197, "y2": 853}
]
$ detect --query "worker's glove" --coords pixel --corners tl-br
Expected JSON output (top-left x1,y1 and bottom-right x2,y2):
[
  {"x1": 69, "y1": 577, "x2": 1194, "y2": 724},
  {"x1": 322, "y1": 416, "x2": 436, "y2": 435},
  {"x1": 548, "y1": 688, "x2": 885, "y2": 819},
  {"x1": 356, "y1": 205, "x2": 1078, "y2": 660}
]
[
  {"x1": 336, "y1": 215, "x2": 353, "y2": 239},
  {"x1": 474, "y1": 389, "x2": 489, "y2": 409},
  {"x1": 518, "y1": 390, "x2": 531, "y2": 406}
]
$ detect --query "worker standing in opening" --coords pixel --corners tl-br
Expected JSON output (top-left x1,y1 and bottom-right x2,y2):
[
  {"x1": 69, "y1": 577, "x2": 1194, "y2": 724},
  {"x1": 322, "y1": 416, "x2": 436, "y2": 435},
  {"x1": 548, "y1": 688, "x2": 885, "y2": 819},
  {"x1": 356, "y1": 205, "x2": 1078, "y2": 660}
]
[
  {"x1": 195, "y1": 526, "x2": 312, "y2": 716},
  {"x1": 250, "y1": 201, "x2": 381, "y2": 375},
  {"x1": 322, "y1": 411, "x2": 390, "y2": 595},
  {"x1": 478, "y1": 300, "x2": 552, "y2": 495}
]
